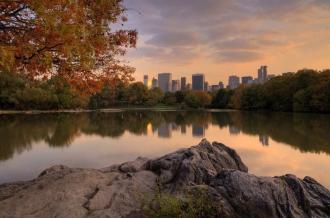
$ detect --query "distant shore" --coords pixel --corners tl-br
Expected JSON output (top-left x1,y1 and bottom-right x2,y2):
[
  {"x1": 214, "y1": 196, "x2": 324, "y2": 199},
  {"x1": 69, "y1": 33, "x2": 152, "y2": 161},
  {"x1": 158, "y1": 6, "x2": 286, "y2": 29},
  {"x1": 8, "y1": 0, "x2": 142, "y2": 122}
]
[{"x1": 0, "y1": 107, "x2": 238, "y2": 115}]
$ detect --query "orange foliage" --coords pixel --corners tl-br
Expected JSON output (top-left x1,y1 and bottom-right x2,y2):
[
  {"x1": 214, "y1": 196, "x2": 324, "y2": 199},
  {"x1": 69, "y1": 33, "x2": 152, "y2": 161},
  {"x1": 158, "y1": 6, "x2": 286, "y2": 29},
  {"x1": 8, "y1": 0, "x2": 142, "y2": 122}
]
[{"x1": 0, "y1": 0, "x2": 137, "y2": 94}]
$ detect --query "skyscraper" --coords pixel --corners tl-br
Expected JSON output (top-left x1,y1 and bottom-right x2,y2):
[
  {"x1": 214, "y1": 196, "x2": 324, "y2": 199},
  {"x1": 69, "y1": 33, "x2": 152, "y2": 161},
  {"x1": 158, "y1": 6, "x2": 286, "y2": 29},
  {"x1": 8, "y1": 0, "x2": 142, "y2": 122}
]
[
  {"x1": 158, "y1": 73, "x2": 172, "y2": 92},
  {"x1": 192, "y1": 73, "x2": 205, "y2": 91},
  {"x1": 218, "y1": 82, "x2": 224, "y2": 89},
  {"x1": 228, "y1": 76, "x2": 240, "y2": 89},
  {"x1": 181, "y1": 77, "x2": 187, "y2": 91},
  {"x1": 242, "y1": 76, "x2": 253, "y2": 85},
  {"x1": 151, "y1": 77, "x2": 158, "y2": 89},
  {"x1": 204, "y1": 81, "x2": 209, "y2": 92},
  {"x1": 143, "y1": 75, "x2": 148, "y2": 87},
  {"x1": 172, "y1": 80, "x2": 180, "y2": 92},
  {"x1": 258, "y1": 66, "x2": 268, "y2": 83}
]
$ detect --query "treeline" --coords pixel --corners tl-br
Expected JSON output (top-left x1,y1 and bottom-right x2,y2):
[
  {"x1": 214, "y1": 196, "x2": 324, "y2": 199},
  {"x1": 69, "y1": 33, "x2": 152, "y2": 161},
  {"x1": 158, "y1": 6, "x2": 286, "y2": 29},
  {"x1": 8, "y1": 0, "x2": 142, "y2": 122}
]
[
  {"x1": 1, "y1": 69, "x2": 330, "y2": 112},
  {"x1": 89, "y1": 82, "x2": 212, "y2": 109},
  {"x1": 230, "y1": 69, "x2": 330, "y2": 112},
  {"x1": 0, "y1": 71, "x2": 88, "y2": 110}
]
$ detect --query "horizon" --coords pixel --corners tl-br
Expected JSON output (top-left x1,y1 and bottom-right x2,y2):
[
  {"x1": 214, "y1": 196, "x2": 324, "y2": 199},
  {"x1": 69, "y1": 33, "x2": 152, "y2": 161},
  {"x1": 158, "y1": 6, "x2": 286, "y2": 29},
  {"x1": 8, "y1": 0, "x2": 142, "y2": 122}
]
[{"x1": 122, "y1": 0, "x2": 330, "y2": 84}]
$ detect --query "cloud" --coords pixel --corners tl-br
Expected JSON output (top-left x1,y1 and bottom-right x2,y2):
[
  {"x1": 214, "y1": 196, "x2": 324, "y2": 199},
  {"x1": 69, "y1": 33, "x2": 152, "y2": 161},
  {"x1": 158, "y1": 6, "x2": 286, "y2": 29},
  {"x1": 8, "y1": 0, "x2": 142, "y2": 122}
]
[
  {"x1": 216, "y1": 50, "x2": 263, "y2": 62},
  {"x1": 122, "y1": 0, "x2": 330, "y2": 74},
  {"x1": 146, "y1": 31, "x2": 202, "y2": 47}
]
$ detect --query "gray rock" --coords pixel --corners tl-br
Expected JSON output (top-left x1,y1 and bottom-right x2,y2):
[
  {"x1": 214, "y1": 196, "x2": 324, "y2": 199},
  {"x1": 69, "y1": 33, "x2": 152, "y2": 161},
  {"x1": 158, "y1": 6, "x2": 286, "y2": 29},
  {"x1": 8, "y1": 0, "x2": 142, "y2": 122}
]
[
  {"x1": 145, "y1": 139, "x2": 248, "y2": 192},
  {"x1": 209, "y1": 170, "x2": 330, "y2": 218},
  {"x1": 0, "y1": 139, "x2": 329, "y2": 218}
]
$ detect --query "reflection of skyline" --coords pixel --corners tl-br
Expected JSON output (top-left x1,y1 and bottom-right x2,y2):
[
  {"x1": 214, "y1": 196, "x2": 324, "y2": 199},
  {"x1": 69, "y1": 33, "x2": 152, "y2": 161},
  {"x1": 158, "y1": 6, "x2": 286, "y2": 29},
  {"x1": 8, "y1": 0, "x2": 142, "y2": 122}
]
[
  {"x1": 229, "y1": 126, "x2": 241, "y2": 135},
  {"x1": 158, "y1": 123, "x2": 171, "y2": 138},
  {"x1": 192, "y1": 124, "x2": 205, "y2": 138},
  {"x1": 1, "y1": 111, "x2": 330, "y2": 162},
  {"x1": 259, "y1": 134, "x2": 269, "y2": 146}
]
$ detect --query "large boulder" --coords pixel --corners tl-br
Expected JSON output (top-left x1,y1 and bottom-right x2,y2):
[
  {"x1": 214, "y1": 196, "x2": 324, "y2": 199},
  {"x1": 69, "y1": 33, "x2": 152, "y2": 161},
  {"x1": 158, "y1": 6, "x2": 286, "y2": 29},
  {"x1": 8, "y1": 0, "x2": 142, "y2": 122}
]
[
  {"x1": 209, "y1": 170, "x2": 330, "y2": 218},
  {"x1": 145, "y1": 139, "x2": 248, "y2": 192},
  {"x1": 0, "y1": 139, "x2": 329, "y2": 218}
]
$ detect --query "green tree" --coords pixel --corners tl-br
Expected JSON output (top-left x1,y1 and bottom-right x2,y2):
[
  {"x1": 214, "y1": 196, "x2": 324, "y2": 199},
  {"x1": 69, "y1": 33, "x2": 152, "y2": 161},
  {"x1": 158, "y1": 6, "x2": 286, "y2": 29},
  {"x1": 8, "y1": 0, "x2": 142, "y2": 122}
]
[{"x1": 211, "y1": 89, "x2": 233, "y2": 108}]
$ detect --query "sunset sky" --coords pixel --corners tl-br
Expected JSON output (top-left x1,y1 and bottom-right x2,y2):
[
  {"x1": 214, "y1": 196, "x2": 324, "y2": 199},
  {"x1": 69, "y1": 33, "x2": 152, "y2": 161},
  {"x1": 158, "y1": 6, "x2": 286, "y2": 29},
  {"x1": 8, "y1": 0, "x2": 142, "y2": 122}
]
[{"x1": 123, "y1": 0, "x2": 330, "y2": 85}]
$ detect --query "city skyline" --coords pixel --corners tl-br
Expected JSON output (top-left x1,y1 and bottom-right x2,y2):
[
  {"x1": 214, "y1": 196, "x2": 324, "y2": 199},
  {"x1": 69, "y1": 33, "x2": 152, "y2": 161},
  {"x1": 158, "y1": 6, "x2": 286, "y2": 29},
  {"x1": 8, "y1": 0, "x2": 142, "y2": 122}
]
[
  {"x1": 142, "y1": 65, "x2": 271, "y2": 91},
  {"x1": 122, "y1": 0, "x2": 330, "y2": 84}
]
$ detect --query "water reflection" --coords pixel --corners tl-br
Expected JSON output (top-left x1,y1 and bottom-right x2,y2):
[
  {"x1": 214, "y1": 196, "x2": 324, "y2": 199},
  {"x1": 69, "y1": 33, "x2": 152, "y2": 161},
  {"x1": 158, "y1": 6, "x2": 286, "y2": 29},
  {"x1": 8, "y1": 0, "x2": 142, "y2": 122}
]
[{"x1": 1, "y1": 111, "x2": 330, "y2": 162}]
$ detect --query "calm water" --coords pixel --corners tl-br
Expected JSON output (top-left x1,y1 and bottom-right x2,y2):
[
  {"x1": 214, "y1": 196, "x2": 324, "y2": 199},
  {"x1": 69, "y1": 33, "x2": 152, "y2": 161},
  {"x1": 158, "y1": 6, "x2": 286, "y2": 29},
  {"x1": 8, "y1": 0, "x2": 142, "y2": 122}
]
[{"x1": 0, "y1": 110, "x2": 330, "y2": 188}]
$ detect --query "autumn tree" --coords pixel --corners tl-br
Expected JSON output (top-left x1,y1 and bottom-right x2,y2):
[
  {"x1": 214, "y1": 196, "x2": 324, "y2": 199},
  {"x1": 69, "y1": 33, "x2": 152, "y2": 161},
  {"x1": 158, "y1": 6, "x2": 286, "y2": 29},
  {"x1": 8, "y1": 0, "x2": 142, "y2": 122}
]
[{"x1": 0, "y1": 0, "x2": 137, "y2": 94}]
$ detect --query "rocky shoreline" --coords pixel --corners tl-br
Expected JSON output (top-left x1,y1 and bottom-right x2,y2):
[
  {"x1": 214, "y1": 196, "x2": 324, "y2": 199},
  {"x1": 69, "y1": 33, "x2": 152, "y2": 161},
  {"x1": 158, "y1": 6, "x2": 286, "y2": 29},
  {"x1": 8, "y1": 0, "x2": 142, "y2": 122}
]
[{"x1": 0, "y1": 139, "x2": 329, "y2": 217}]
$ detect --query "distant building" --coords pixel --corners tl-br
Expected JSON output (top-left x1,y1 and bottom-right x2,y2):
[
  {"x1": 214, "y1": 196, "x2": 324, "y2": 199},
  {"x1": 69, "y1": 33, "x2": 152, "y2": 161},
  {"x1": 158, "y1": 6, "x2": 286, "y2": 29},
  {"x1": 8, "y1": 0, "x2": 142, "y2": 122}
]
[
  {"x1": 186, "y1": 83, "x2": 192, "y2": 91},
  {"x1": 151, "y1": 78, "x2": 158, "y2": 89},
  {"x1": 258, "y1": 66, "x2": 268, "y2": 83},
  {"x1": 218, "y1": 82, "x2": 224, "y2": 89},
  {"x1": 172, "y1": 80, "x2": 180, "y2": 92},
  {"x1": 192, "y1": 74, "x2": 205, "y2": 91},
  {"x1": 204, "y1": 82, "x2": 209, "y2": 92},
  {"x1": 143, "y1": 75, "x2": 149, "y2": 87},
  {"x1": 228, "y1": 76, "x2": 240, "y2": 89},
  {"x1": 241, "y1": 76, "x2": 253, "y2": 85},
  {"x1": 181, "y1": 77, "x2": 187, "y2": 91},
  {"x1": 211, "y1": 85, "x2": 220, "y2": 92},
  {"x1": 158, "y1": 73, "x2": 172, "y2": 92}
]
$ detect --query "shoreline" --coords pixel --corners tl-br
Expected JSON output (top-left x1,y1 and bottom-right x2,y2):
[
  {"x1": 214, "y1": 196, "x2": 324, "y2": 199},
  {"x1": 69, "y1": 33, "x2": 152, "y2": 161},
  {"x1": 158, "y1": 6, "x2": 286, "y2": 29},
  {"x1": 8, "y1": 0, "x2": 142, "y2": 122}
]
[{"x1": 0, "y1": 108, "x2": 238, "y2": 115}]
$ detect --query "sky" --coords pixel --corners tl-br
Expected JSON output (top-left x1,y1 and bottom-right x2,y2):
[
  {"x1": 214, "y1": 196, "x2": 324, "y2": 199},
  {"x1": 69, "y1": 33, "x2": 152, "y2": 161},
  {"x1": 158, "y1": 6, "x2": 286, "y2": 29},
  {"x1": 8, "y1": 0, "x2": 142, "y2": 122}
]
[{"x1": 121, "y1": 0, "x2": 330, "y2": 85}]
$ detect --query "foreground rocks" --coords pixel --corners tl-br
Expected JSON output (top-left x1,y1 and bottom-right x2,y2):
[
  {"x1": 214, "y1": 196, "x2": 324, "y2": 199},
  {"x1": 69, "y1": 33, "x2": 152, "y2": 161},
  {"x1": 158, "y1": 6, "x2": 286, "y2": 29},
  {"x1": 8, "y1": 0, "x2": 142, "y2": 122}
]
[{"x1": 0, "y1": 139, "x2": 329, "y2": 218}]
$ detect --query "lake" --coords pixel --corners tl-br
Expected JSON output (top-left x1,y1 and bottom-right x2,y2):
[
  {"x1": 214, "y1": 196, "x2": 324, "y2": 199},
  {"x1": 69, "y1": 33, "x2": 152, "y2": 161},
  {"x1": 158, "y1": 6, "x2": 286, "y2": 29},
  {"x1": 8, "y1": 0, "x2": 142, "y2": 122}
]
[{"x1": 0, "y1": 110, "x2": 330, "y2": 188}]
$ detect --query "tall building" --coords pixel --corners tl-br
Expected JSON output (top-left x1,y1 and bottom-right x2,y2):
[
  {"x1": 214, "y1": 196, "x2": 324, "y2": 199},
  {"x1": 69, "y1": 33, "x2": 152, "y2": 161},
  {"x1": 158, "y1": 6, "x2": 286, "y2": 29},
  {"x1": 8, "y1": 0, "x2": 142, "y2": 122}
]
[
  {"x1": 211, "y1": 85, "x2": 220, "y2": 92},
  {"x1": 181, "y1": 77, "x2": 187, "y2": 91},
  {"x1": 258, "y1": 66, "x2": 268, "y2": 83},
  {"x1": 204, "y1": 82, "x2": 209, "y2": 92},
  {"x1": 151, "y1": 77, "x2": 158, "y2": 89},
  {"x1": 228, "y1": 76, "x2": 240, "y2": 89},
  {"x1": 218, "y1": 82, "x2": 224, "y2": 89},
  {"x1": 172, "y1": 80, "x2": 180, "y2": 92},
  {"x1": 158, "y1": 73, "x2": 172, "y2": 92},
  {"x1": 192, "y1": 73, "x2": 205, "y2": 91},
  {"x1": 242, "y1": 76, "x2": 253, "y2": 85},
  {"x1": 143, "y1": 75, "x2": 148, "y2": 87},
  {"x1": 186, "y1": 83, "x2": 192, "y2": 91}
]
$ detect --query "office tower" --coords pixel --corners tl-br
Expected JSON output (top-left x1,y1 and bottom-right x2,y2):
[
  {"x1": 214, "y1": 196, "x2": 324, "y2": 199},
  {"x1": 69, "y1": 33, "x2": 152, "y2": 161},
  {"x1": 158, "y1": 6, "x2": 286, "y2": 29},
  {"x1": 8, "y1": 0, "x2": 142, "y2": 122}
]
[
  {"x1": 186, "y1": 83, "x2": 192, "y2": 91},
  {"x1": 258, "y1": 66, "x2": 268, "y2": 83},
  {"x1": 192, "y1": 73, "x2": 205, "y2": 91},
  {"x1": 228, "y1": 75, "x2": 240, "y2": 89},
  {"x1": 181, "y1": 77, "x2": 187, "y2": 91},
  {"x1": 143, "y1": 75, "x2": 148, "y2": 87},
  {"x1": 172, "y1": 80, "x2": 180, "y2": 92},
  {"x1": 151, "y1": 77, "x2": 158, "y2": 88},
  {"x1": 204, "y1": 82, "x2": 209, "y2": 92},
  {"x1": 242, "y1": 76, "x2": 253, "y2": 85},
  {"x1": 158, "y1": 73, "x2": 172, "y2": 92},
  {"x1": 211, "y1": 85, "x2": 220, "y2": 92},
  {"x1": 218, "y1": 82, "x2": 224, "y2": 89}
]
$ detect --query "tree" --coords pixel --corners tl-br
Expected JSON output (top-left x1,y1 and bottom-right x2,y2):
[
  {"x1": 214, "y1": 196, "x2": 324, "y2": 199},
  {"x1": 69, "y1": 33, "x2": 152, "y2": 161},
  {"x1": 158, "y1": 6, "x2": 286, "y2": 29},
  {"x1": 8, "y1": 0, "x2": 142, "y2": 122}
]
[
  {"x1": 184, "y1": 91, "x2": 211, "y2": 108},
  {"x1": 0, "y1": 0, "x2": 137, "y2": 92},
  {"x1": 163, "y1": 92, "x2": 177, "y2": 105},
  {"x1": 146, "y1": 87, "x2": 164, "y2": 106},
  {"x1": 211, "y1": 89, "x2": 233, "y2": 108},
  {"x1": 125, "y1": 82, "x2": 149, "y2": 105}
]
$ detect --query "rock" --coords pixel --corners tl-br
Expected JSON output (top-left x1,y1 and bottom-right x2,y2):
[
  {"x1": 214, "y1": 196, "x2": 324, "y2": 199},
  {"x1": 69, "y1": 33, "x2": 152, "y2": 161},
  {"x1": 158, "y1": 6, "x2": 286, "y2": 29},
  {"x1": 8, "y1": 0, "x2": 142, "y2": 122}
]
[
  {"x1": 0, "y1": 139, "x2": 329, "y2": 218},
  {"x1": 209, "y1": 170, "x2": 330, "y2": 218},
  {"x1": 145, "y1": 139, "x2": 248, "y2": 192}
]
